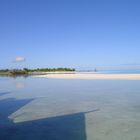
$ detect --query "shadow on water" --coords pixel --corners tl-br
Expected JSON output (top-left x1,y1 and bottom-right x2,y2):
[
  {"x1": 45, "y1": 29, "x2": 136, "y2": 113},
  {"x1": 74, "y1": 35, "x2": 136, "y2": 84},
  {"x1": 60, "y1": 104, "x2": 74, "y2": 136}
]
[
  {"x1": 0, "y1": 97, "x2": 98, "y2": 140},
  {"x1": 0, "y1": 92, "x2": 11, "y2": 97}
]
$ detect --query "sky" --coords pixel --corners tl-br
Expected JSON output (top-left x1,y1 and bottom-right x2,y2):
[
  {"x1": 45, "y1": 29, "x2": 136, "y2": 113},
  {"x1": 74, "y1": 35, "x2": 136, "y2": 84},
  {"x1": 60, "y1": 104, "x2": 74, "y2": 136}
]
[{"x1": 0, "y1": 0, "x2": 140, "y2": 70}]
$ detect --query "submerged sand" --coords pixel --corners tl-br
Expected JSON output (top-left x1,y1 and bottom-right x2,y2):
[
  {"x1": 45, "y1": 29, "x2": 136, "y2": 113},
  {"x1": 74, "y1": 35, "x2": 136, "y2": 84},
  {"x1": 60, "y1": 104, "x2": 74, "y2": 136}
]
[{"x1": 34, "y1": 73, "x2": 140, "y2": 80}]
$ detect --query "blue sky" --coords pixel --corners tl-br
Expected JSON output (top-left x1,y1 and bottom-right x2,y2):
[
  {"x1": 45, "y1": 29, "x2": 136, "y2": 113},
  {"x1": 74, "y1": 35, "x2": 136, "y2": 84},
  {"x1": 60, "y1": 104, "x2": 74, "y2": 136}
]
[{"x1": 0, "y1": 0, "x2": 140, "y2": 70}]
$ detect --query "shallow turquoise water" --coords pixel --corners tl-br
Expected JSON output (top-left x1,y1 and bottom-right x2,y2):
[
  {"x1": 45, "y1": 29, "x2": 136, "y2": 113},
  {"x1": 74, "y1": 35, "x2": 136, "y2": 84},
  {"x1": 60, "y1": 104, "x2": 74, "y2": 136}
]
[{"x1": 0, "y1": 76, "x2": 140, "y2": 140}]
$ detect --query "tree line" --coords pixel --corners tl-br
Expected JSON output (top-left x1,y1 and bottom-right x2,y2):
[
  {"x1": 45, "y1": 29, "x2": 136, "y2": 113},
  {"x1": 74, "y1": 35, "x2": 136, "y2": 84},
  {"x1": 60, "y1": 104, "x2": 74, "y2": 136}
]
[{"x1": 0, "y1": 68, "x2": 75, "y2": 75}]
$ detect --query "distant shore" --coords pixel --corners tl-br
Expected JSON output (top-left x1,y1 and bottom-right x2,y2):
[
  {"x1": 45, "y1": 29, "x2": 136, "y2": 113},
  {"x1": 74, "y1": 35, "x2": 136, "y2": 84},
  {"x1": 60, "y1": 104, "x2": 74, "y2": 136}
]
[
  {"x1": 0, "y1": 68, "x2": 75, "y2": 76},
  {"x1": 34, "y1": 73, "x2": 140, "y2": 80}
]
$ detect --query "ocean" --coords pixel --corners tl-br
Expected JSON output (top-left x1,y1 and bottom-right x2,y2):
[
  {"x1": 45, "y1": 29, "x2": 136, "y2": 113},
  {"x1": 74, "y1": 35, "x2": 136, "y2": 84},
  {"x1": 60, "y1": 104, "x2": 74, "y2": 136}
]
[
  {"x1": 0, "y1": 76, "x2": 140, "y2": 140},
  {"x1": 99, "y1": 69, "x2": 140, "y2": 74}
]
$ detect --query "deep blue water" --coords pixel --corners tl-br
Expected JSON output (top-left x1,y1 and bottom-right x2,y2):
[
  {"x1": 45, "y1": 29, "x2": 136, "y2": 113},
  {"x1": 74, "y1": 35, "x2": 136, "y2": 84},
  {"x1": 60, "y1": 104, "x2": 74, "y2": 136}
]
[
  {"x1": 79, "y1": 69, "x2": 140, "y2": 74},
  {"x1": 99, "y1": 69, "x2": 140, "y2": 74}
]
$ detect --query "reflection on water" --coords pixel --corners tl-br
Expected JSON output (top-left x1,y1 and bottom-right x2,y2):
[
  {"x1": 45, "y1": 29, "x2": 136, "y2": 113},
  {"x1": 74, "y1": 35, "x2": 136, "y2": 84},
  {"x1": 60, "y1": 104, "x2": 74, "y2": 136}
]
[
  {"x1": 0, "y1": 77, "x2": 140, "y2": 140},
  {"x1": 15, "y1": 82, "x2": 25, "y2": 89}
]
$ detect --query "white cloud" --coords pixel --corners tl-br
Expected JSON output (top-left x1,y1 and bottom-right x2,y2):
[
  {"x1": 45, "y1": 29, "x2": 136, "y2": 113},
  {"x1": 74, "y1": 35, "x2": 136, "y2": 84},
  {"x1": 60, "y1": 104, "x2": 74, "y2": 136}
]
[{"x1": 15, "y1": 56, "x2": 25, "y2": 62}]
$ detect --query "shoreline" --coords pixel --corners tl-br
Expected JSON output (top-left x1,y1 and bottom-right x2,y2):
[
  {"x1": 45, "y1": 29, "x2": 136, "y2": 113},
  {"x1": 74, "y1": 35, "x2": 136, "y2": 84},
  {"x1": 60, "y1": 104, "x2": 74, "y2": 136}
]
[
  {"x1": 33, "y1": 73, "x2": 140, "y2": 80},
  {"x1": 0, "y1": 71, "x2": 75, "y2": 77}
]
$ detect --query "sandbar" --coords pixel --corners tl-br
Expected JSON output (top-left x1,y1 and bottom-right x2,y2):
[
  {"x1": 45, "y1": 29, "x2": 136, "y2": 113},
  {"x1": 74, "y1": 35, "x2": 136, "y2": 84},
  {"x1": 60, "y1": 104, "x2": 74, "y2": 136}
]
[{"x1": 33, "y1": 73, "x2": 140, "y2": 80}]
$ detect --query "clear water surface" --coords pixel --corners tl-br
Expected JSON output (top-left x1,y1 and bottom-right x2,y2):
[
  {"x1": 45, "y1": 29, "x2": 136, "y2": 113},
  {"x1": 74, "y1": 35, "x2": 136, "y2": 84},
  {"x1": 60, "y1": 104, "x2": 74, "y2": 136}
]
[{"x1": 0, "y1": 76, "x2": 140, "y2": 140}]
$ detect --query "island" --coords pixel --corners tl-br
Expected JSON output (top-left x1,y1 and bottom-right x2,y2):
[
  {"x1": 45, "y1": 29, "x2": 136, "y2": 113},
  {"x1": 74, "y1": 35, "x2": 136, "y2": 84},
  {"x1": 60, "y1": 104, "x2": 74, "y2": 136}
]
[{"x1": 0, "y1": 68, "x2": 75, "y2": 76}]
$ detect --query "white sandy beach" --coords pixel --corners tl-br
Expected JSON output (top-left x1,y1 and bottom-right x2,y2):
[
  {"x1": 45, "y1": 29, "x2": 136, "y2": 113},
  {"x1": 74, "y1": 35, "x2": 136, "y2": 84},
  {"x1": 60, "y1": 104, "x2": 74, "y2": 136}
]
[{"x1": 34, "y1": 73, "x2": 140, "y2": 80}]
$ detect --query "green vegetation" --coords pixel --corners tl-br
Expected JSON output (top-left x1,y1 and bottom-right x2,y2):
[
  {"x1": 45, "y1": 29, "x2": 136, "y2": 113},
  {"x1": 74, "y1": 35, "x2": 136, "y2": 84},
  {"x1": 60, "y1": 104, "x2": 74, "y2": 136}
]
[
  {"x1": 0, "y1": 69, "x2": 28, "y2": 76},
  {"x1": 25, "y1": 68, "x2": 75, "y2": 72},
  {"x1": 0, "y1": 69, "x2": 9, "y2": 75},
  {"x1": 9, "y1": 70, "x2": 28, "y2": 75},
  {"x1": 0, "y1": 68, "x2": 75, "y2": 76}
]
